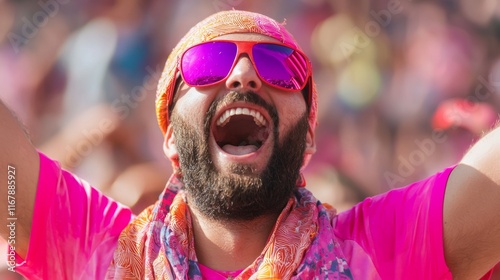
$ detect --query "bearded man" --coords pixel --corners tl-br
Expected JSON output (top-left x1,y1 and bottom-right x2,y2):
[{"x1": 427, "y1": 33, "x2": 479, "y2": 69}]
[{"x1": 1, "y1": 10, "x2": 500, "y2": 280}]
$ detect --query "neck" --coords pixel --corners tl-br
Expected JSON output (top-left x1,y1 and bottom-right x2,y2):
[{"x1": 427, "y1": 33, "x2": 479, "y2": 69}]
[{"x1": 189, "y1": 205, "x2": 279, "y2": 272}]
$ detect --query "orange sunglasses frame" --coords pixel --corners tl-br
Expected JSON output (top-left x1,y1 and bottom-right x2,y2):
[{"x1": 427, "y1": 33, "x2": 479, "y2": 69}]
[{"x1": 177, "y1": 40, "x2": 313, "y2": 104}]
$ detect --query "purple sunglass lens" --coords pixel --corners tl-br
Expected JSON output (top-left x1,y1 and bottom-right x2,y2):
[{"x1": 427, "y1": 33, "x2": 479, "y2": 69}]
[
  {"x1": 181, "y1": 42, "x2": 237, "y2": 86},
  {"x1": 252, "y1": 44, "x2": 308, "y2": 90}
]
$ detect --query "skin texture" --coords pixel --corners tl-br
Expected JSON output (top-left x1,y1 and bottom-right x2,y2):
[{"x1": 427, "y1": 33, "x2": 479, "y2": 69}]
[
  {"x1": 443, "y1": 127, "x2": 500, "y2": 279},
  {"x1": 0, "y1": 101, "x2": 39, "y2": 258}
]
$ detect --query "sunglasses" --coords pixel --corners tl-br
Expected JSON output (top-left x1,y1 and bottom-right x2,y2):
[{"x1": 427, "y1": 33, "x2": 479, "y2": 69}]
[{"x1": 178, "y1": 40, "x2": 312, "y2": 103}]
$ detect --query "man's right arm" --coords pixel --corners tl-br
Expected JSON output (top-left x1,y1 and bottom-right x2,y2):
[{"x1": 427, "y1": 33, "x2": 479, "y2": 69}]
[{"x1": 0, "y1": 99, "x2": 40, "y2": 259}]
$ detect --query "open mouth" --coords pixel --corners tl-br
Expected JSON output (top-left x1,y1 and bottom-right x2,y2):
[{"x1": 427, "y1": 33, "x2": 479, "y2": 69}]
[{"x1": 213, "y1": 107, "x2": 270, "y2": 156}]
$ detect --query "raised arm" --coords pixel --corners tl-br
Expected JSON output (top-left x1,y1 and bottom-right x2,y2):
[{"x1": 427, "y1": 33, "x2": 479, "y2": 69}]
[
  {"x1": 444, "y1": 124, "x2": 500, "y2": 279},
  {"x1": 0, "y1": 99, "x2": 40, "y2": 259}
]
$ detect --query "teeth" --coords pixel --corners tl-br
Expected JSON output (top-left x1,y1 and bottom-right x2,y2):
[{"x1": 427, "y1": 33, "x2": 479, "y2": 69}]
[{"x1": 216, "y1": 107, "x2": 267, "y2": 127}]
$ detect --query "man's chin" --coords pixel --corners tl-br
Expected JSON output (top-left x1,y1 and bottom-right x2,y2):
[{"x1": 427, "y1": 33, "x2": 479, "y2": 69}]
[{"x1": 211, "y1": 159, "x2": 264, "y2": 177}]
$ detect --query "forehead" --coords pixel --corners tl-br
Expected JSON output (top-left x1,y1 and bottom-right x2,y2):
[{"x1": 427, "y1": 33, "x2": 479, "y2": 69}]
[{"x1": 212, "y1": 33, "x2": 281, "y2": 43}]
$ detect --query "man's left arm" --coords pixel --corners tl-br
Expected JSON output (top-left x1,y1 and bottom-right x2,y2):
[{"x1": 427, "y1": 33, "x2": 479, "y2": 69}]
[{"x1": 444, "y1": 123, "x2": 500, "y2": 279}]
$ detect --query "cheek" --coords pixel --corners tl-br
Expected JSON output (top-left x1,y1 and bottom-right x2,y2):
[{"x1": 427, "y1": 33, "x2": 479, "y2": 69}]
[
  {"x1": 279, "y1": 96, "x2": 308, "y2": 128},
  {"x1": 174, "y1": 90, "x2": 211, "y2": 125}
]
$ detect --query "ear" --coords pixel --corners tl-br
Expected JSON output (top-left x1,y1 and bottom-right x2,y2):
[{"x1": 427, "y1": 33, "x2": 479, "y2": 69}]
[
  {"x1": 304, "y1": 125, "x2": 316, "y2": 155},
  {"x1": 163, "y1": 124, "x2": 179, "y2": 162}
]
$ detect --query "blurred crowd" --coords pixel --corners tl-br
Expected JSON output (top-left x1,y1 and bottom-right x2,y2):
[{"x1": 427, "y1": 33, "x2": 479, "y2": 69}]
[{"x1": 1, "y1": 0, "x2": 500, "y2": 278}]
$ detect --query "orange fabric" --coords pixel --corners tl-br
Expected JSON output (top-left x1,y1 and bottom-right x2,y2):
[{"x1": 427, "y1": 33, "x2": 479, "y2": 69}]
[{"x1": 154, "y1": 10, "x2": 318, "y2": 169}]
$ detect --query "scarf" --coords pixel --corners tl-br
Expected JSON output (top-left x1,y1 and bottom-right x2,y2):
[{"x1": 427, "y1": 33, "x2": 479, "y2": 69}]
[{"x1": 106, "y1": 176, "x2": 353, "y2": 279}]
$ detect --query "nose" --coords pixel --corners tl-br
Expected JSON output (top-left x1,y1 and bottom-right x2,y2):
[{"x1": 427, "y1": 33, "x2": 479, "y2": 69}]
[{"x1": 225, "y1": 55, "x2": 262, "y2": 91}]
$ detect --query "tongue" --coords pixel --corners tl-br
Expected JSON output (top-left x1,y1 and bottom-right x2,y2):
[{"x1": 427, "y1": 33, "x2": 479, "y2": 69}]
[{"x1": 222, "y1": 144, "x2": 258, "y2": 155}]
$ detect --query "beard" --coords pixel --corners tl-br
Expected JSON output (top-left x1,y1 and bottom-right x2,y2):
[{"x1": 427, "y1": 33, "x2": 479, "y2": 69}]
[{"x1": 171, "y1": 91, "x2": 309, "y2": 221}]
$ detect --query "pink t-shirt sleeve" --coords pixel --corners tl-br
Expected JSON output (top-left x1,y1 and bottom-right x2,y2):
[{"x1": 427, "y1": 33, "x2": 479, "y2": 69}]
[
  {"x1": 334, "y1": 166, "x2": 455, "y2": 279},
  {"x1": 15, "y1": 152, "x2": 133, "y2": 280}
]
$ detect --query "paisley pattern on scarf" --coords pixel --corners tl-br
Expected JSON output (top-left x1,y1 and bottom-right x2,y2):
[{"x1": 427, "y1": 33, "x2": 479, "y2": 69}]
[
  {"x1": 106, "y1": 175, "x2": 353, "y2": 279},
  {"x1": 155, "y1": 10, "x2": 319, "y2": 169}
]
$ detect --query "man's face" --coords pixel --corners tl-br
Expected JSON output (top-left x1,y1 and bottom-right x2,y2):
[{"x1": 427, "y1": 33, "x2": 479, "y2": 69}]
[{"x1": 165, "y1": 33, "x2": 315, "y2": 220}]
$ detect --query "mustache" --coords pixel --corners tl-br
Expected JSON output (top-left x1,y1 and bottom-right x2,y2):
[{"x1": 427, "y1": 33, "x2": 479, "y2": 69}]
[{"x1": 204, "y1": 91, "x2": 279, "y2": 132}]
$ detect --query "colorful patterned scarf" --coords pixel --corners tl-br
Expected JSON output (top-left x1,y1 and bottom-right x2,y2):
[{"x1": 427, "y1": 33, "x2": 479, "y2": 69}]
[{"x1": 106, "y1": 175, "x2": 353, "y2": 279}]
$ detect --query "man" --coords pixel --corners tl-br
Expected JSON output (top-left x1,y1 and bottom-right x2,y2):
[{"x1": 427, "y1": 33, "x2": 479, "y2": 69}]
[{"x1": 1, "y1": 10, "x2": 500, "y2": 279}]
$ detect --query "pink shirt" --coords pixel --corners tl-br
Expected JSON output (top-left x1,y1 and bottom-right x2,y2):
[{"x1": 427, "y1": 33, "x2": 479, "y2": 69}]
[
  {"x1": 15, "y1": 153, "x2": 133, "y2": 279},
  {"x1": 198, "y1": 264, "x2": 243, "y2": 280},
  {"x1": 334, "y1": 166, "x2": 453, "y2": 279},
  {"x1": 14, "y1": 152, "x2": 477, "y2": 279}
]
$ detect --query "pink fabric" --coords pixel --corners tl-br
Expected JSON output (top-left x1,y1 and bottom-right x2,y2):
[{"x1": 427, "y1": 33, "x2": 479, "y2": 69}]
[
  {"x1": 198, "y1": 264, "x2": 243, "y2": 280},
  {"x1": 13, "y1": 152, "x2": 476, "y2": 279},
  {"x1": 15, "y1": 152, "x2": 133, "y2": 280},
  {"x1": 334, "y1": 166, "x2": 455, "y2": 279}
]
